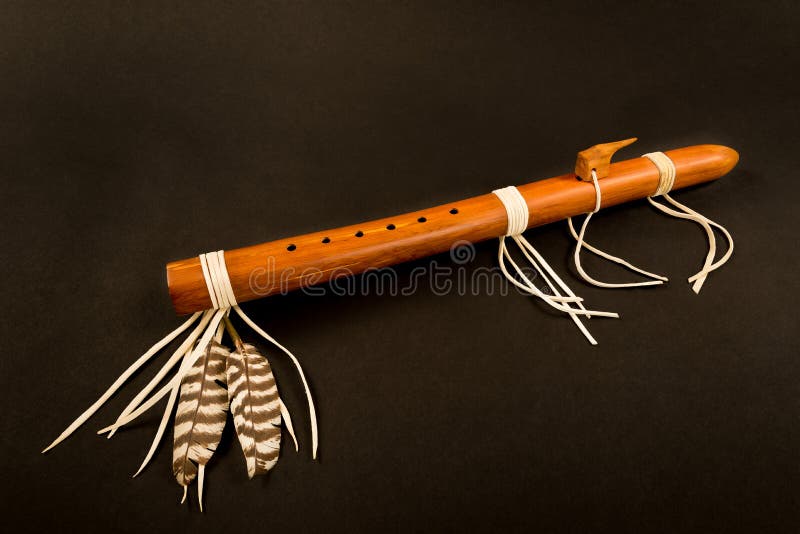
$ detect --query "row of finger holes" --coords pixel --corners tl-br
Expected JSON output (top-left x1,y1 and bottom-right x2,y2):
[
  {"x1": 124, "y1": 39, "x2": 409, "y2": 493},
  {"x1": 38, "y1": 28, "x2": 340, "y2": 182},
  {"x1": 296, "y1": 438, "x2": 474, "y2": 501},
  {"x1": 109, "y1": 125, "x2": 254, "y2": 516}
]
[{"x1": 286, "y1": 207, "x2": 459, "y2": 250}]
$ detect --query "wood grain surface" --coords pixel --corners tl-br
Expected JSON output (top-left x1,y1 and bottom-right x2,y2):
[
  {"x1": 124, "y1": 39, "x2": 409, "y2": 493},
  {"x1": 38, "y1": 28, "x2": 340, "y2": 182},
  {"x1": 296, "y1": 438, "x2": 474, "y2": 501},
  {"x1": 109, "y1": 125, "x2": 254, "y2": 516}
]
[{"x1": 167, "y1": 144, "x2": 738, "y2": 314}]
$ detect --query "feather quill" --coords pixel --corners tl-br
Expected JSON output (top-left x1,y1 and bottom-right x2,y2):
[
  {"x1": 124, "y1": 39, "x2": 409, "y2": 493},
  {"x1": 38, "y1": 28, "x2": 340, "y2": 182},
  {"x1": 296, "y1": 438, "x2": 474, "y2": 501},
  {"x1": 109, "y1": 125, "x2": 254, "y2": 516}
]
[
  {"x1": 172, "y1": 340, "x2": 229, "y2": 509},
  {"x1": 226, "y1": 342, "x2": 285, "y2": 478}
]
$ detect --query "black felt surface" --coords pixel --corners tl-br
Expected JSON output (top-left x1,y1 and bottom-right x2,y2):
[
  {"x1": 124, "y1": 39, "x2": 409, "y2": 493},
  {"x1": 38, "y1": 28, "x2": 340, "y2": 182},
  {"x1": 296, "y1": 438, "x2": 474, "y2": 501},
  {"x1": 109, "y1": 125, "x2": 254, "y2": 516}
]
[{"x1": 2, "y1": 2, "x2": 799, "y2": 532}]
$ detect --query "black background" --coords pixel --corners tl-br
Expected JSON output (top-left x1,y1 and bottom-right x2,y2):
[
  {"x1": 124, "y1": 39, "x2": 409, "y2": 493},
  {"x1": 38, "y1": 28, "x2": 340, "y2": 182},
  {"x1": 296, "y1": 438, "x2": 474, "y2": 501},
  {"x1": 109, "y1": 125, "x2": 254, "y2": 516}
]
[{"x1": 2, "y1": 2, "x2": 799, "y2": 533}]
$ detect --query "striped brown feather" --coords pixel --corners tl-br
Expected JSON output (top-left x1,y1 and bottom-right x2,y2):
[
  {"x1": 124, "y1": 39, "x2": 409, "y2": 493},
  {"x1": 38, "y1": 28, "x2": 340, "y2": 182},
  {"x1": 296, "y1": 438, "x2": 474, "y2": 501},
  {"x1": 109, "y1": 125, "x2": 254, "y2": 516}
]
[
  {"x1": 172, "y1": 340, "x2": 229, "y2": 487},
  {"x1": 226, "y1": 343, "x2": 282, "y2": 478}
]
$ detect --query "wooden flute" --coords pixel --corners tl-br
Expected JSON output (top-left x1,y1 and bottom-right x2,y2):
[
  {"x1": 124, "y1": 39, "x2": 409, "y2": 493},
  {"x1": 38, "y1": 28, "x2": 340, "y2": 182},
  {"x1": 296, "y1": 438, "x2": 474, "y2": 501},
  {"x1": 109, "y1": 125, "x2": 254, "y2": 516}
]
[{"x1": 166, "y1": 142, "x2": 738, "y2": 315}]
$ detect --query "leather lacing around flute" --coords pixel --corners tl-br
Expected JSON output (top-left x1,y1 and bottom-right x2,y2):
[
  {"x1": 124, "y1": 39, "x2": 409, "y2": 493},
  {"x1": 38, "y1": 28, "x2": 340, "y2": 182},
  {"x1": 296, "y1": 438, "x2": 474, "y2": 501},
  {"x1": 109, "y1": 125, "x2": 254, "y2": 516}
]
[
  {"x1": 493, "y1": 185, "x2": 619, "y2": 346},
  {"x1": 567, "y1": 170, "x2": 668, "y2": 288},
  {"x1": 43, "y1": 252, "x2": 319, "y2": 468},
  {"x1": 198, "y1": 250, "x2": 317, "y2": 456},
  {"x1": 643, "y1": 151, "x2": 733, "y2": 293},
  {"x1": 567, "y1": 152, "x2": 733, "y2": 294}
]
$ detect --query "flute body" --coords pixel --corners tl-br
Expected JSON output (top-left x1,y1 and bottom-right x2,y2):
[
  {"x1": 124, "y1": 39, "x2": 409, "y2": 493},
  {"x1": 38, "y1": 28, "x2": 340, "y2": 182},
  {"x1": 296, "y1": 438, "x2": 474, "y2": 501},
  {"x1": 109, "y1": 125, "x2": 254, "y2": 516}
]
[{"x1": 167, "y1": 144, "x2": 738, "y2": 314}]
